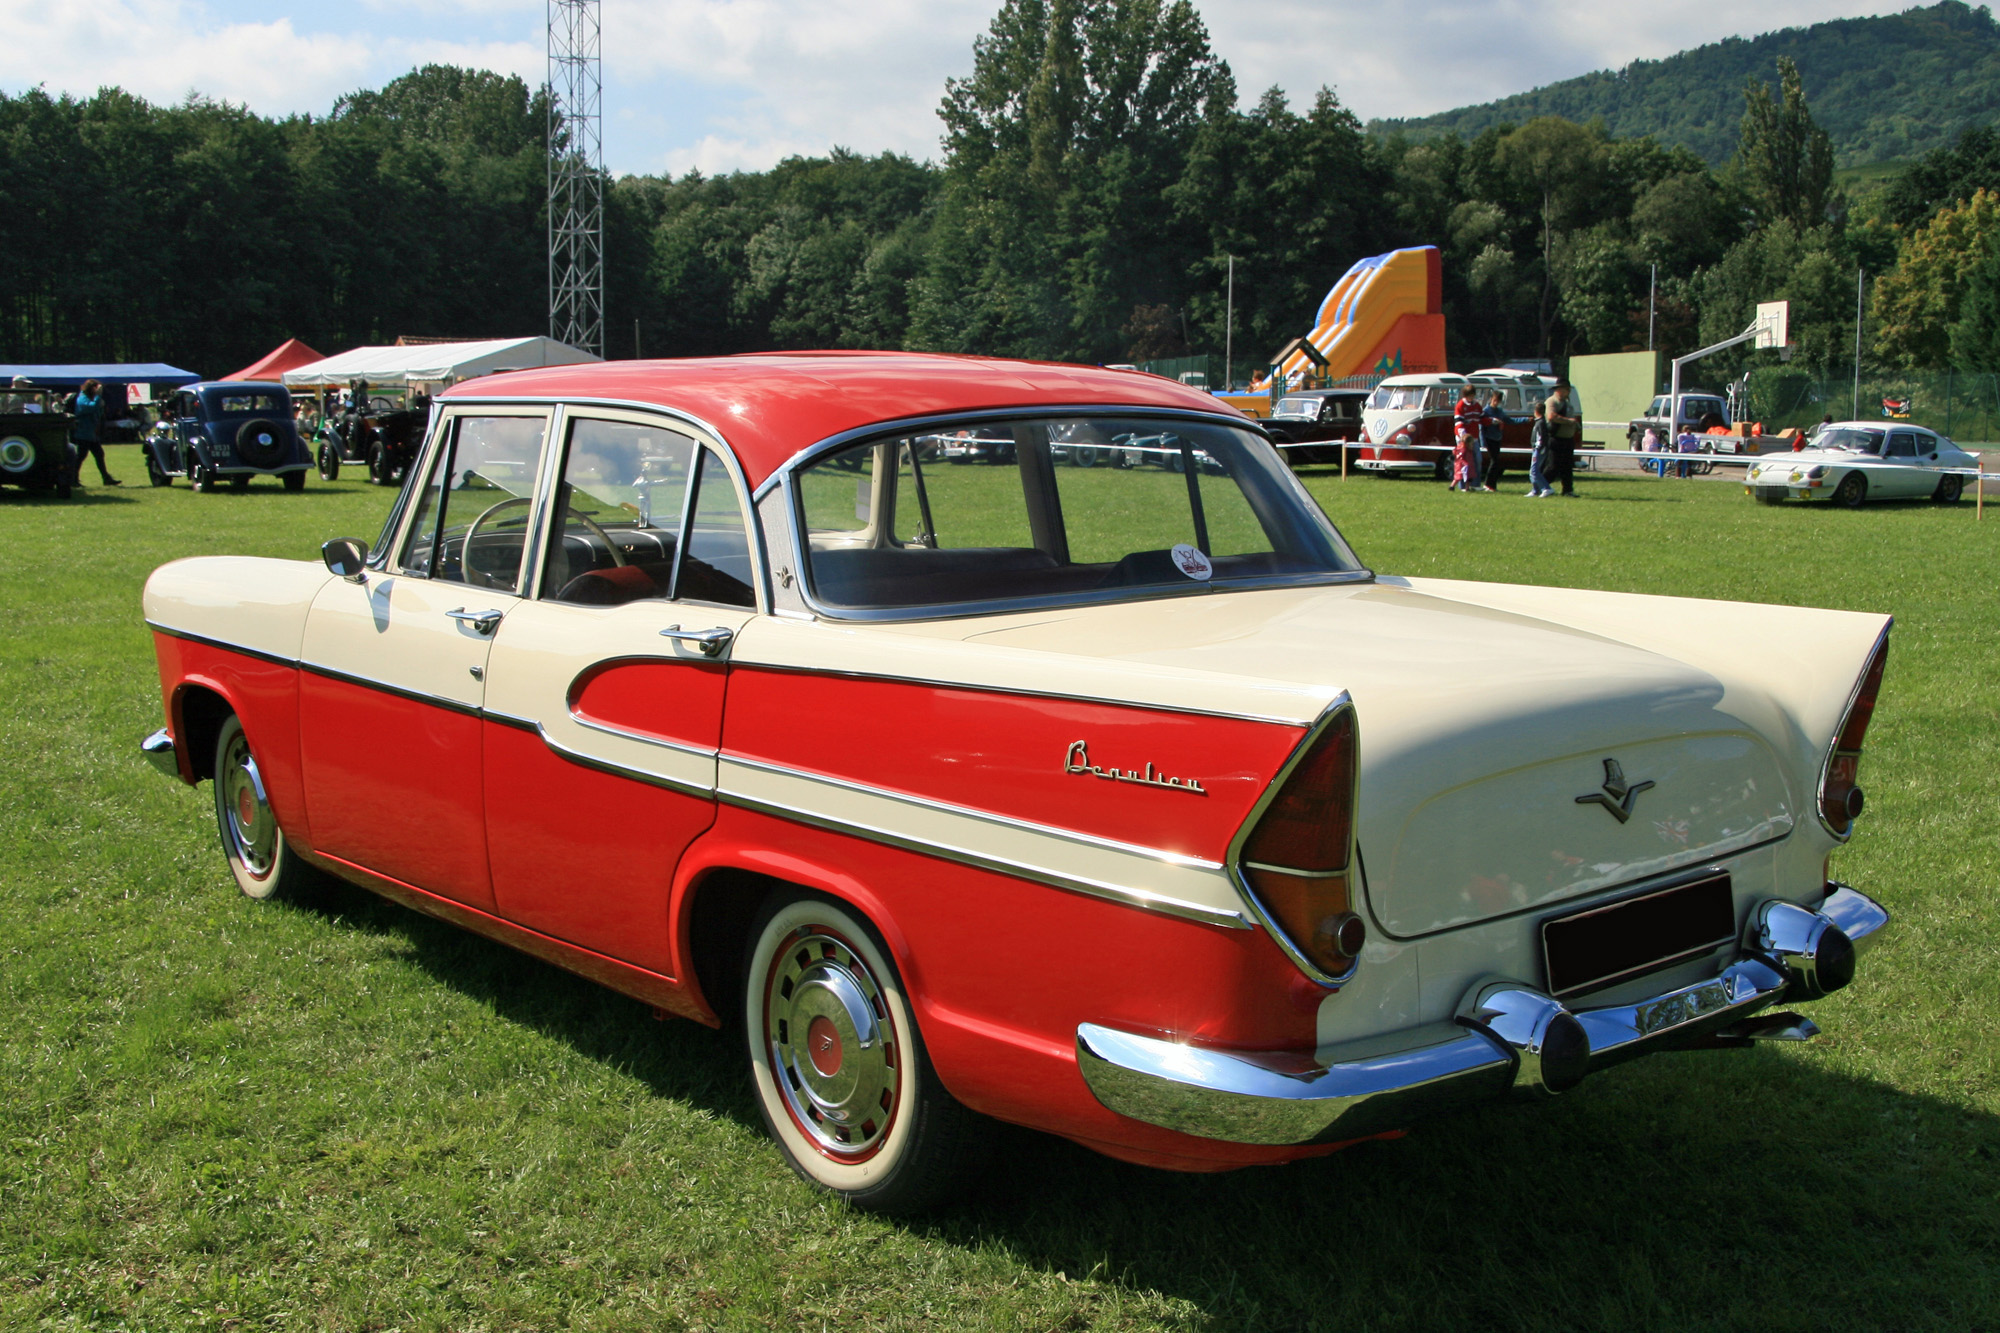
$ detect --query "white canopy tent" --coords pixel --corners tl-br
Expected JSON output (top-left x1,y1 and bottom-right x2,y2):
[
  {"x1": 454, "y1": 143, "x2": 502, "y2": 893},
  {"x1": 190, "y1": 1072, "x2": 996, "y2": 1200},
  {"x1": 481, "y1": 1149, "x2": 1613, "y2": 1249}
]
[{"x1": 281, "y1": 337, "x2": 599, "y2": 388}]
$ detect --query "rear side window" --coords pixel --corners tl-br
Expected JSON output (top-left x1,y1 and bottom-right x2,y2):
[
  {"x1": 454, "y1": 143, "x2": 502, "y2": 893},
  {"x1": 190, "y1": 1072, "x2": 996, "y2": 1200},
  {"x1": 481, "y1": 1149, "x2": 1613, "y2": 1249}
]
[{"x1": 792, "y1": 415, "x2": 1359, "y2": 615}]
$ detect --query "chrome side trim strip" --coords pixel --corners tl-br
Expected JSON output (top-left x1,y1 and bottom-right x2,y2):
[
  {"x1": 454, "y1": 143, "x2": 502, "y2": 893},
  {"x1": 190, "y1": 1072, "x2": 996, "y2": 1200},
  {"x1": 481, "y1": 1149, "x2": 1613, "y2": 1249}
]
[
  {"x1": 731, "y1": 661, "x2": 1323, "y2": 727},
  {"x1": 720, "y1": 751, "x2": 1225, "y2": 872},
  {"x1": 534, "y1": 725, "x2": 714, "y2": 799},
  {"x1": 145, "y1": 621, "x2": 296, "y2": 668},
  {"x1": 717, "y1": 778, "x2": 1249, "y2": 930},
  {"x1": 570, "y1": 712, "x2": 718, "y2": 761},
  {"x1": 299, "y1": 660, "x2": 483, "y2": 718}
]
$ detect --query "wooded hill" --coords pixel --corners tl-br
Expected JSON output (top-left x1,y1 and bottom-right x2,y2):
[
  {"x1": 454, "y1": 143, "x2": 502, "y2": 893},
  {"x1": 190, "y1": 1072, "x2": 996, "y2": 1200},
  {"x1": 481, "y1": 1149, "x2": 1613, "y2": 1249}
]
[{"x1": 1367, "y1": 1, "x2": 2000, "y2": 167}]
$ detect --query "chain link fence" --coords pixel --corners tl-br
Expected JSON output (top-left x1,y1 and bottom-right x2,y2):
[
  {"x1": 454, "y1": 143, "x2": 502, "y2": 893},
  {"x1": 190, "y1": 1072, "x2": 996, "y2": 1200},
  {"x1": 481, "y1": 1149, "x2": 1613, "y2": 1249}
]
[{"x1": 1742, "y1": 367, "x2": 2000, "y2": 442}]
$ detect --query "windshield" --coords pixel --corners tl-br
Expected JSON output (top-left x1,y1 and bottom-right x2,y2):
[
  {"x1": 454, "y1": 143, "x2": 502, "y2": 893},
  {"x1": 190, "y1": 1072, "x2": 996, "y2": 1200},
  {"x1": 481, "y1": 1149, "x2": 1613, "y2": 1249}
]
[
  {"x1": 793, "y1": 415, "x2": 1361, "y2": 615},
  {"x1": 1365, "y1": 385, "x2": 1431, "y2": 412},
  {"x1": 1819, "y1": 428, "x2": 1885, "y2": 455},
  {"x1": 1274, "y1": 397, "x2": 1319, "y2": 419}
]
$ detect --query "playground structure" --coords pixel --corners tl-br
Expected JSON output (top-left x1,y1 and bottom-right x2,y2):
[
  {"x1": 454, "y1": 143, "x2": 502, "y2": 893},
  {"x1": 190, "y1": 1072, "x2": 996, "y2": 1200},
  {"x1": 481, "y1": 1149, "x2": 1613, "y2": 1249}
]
[{"x1": 1219, "y1": 246, "x2": 1446, "y2": 417}]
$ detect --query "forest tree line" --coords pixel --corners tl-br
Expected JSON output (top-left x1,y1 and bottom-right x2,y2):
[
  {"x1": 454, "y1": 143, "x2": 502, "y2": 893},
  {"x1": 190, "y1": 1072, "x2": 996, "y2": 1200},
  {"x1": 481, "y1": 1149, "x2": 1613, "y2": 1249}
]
[{"x1": 7, "y1": 0, "x2": 2000, "y2": 384}]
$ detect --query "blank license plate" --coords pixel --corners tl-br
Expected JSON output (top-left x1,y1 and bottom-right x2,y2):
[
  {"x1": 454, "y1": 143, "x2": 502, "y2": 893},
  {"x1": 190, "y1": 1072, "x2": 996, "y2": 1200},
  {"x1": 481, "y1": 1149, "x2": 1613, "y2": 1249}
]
[{"x1": 1541, "y1": 873, "x2": 1736, "y2": 999}]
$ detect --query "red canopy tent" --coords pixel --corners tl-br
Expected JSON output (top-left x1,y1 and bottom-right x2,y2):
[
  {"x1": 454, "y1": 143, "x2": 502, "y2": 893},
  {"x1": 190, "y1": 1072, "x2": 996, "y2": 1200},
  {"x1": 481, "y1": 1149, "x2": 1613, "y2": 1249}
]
[{"x1": 224, "y1": 338, "x2": 324, "y2": 384}]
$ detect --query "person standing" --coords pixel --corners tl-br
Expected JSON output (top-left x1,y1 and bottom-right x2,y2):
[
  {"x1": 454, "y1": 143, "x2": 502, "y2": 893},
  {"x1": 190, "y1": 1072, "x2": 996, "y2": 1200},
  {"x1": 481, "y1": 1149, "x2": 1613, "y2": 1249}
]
[
  {"x1": 69, "y1": 378, "x2": 118, "y2": 486},
  {"x1": 1451, "y1": 383, "x2": 1483, "y2": 491},
  {"x1": 1675, "y1": 423, "x2": 1701, "y2": 478},
  {"x1": 1481, "y1": 390, "x2": 1508, "y2": 491},
  {"x1": 1542, "y1": 381, "x2": 1581, "y2": 496}
]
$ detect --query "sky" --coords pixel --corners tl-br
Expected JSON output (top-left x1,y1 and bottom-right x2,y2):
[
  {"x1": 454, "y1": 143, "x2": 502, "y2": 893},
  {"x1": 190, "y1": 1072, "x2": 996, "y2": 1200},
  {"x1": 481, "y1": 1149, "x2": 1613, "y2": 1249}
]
[{"x1": 0, "y1": 0, "x2": 1913, "y2": 177}]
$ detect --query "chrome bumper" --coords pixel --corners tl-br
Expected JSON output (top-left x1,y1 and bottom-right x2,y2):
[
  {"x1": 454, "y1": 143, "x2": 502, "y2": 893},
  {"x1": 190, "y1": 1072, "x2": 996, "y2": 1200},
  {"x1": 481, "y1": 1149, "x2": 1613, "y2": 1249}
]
[
  {"x1": 141, "y1": 727, "x2": 179, "y2": 778},
  {"x1": 1076, "y1": 884, "x2": 1888, "y2": 1147}
]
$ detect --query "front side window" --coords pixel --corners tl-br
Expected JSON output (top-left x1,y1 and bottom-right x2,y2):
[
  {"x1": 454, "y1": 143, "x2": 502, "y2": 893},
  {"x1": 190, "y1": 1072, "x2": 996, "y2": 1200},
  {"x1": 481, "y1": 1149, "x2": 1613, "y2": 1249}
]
[
  {"x1": 539, "y1": 417, "x2": 755, "y2": 609},
  {"x1": 399, "y1": 414, "x2": 549, "y2": 591},
  {"x1": 792, "y1": 416, "x2": 1361, "y2": 615}
]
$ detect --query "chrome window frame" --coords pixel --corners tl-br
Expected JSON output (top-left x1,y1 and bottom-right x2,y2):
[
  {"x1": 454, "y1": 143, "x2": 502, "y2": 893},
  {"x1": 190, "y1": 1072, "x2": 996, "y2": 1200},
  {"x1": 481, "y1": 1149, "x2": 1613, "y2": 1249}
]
[
  {"x1": 385, "y1": 403, "x2": 558, "y2": 592},
  {"x1": 757, "y1": 404, "x2": 1373, "y2": 624},
  {"x1": 388, "y1": 394, "x2": 769, "y2": 615}
]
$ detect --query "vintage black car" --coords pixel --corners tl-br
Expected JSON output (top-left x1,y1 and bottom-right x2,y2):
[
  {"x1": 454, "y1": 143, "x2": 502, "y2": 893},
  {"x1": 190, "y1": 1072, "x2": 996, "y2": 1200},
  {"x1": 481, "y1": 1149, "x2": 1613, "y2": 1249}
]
[
  {"x1": 147, "y1": 382, "x2": 309, "y2": 491},
  {"x1": 314, "y1": 385, "x2": 432, "y2": 486},
  {"x1": 1261, "y1": 389, "x2": 1368, "y2": 466},
  {"x1": 0, "y1": 389, "x2": 74, "y2": 499}
]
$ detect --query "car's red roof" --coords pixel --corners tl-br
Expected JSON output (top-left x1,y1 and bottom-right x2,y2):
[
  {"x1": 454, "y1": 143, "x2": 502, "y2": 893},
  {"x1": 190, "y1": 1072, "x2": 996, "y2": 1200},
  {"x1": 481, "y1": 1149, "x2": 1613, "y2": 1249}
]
[{"x1": 441, "y1": 351, "x2": 1243, "y2": 487}]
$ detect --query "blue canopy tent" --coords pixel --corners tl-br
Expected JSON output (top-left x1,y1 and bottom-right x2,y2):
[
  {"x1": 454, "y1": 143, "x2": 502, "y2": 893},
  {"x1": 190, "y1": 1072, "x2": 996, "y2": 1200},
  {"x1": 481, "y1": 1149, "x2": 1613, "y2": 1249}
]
[
  {"x1": 0, "y1": 363, "x2": 202, "y2": 440},
  {"x1": 0, "y1": 362, "x2": 200, "y2": 388}
]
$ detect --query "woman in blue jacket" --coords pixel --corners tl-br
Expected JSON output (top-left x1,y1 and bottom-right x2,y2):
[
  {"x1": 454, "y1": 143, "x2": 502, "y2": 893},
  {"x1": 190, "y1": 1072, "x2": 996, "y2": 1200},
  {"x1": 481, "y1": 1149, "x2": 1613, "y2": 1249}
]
[{"x1": 69, "y1": 379, "x2": 119, "y2": 486}]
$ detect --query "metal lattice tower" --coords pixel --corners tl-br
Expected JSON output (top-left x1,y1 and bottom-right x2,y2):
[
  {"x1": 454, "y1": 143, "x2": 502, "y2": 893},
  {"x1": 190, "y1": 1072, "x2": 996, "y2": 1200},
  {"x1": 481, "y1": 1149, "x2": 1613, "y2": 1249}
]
[{"x1": 548, "y1": 0, "x2": 604, "y2": 358}]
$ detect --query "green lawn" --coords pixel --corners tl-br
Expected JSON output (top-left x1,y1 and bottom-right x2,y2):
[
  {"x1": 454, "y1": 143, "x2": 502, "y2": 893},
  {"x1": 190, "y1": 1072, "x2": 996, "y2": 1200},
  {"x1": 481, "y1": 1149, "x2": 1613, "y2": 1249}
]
[{"x1": 2, "y1": 447, "x2": 1996, "y2": 1331}]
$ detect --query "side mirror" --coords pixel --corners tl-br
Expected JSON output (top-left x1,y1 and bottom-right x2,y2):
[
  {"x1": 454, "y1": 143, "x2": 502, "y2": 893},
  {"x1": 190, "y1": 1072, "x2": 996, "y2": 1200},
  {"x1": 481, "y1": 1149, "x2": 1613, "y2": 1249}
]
[{"x1": 322, "y1": 537, "x2": 369, "y2": 583}]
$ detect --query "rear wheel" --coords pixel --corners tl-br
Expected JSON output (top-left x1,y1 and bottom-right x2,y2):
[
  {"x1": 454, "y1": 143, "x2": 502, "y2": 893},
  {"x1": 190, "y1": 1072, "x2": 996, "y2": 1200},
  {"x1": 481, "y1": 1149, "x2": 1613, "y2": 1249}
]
[
  {"x1": 1934, "y1": 473, "x2": 1963, "y2": 504},
  {"x1": 212, "y1": 715, "x2": 316, "y2": 901},
  {"x1": 1833, "y1": 472, "x2": 1868, "y2": 508},
  {"x1": 743, "y1": 891, "x2": 985, "y2": 1214}
]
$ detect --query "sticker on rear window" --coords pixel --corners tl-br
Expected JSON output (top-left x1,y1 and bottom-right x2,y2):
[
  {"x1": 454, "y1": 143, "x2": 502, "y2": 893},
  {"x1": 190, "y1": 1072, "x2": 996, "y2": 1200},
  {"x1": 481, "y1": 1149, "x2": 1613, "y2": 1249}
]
[{"x1": 1170, "y1": 544, "x2": 1213, "y2": 581}]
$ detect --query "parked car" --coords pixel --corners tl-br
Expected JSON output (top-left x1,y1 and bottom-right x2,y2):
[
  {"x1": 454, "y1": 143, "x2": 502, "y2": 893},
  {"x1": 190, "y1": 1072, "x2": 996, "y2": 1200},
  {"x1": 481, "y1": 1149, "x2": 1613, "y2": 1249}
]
[
  {"x1": 147, "y1": 382, "x2": 309, "y2": 491},
  {"x1": 140, "y1": 353, "x2": 1891, "y2": 1213},
  {"x1": 1746, "y1": 422, "x2": 1977, "y2": 506},
  {"x1": 1261, "y1": 389, "x2": 1369, "y2": 466},
  {"x1": 0, "y1": 388, "x2": 74, "y2": 499},
  {"x1": 1627, "y1": 392, "x2": 1729, "y2": 450},
  {"x1": 315, "y1": 387, "x2": 431, "y2": 485}
]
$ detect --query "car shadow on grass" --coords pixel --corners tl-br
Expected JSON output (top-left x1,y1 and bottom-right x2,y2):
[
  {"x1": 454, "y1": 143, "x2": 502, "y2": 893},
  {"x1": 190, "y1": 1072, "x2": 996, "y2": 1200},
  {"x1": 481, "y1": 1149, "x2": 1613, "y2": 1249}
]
[
  {"x1": 280, "y1": 877, "x2": 1998, "y2": 1329},
  {"x1": 0, "y1": 487, "x2": 140, "y2": 506}
]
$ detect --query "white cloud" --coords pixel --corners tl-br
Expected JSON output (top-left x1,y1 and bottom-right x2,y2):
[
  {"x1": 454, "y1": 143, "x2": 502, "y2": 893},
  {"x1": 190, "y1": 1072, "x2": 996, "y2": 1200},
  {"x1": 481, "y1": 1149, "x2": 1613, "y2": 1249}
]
[{"x1": 0, "y1": 0, "x2": 1932, "y2": 173}]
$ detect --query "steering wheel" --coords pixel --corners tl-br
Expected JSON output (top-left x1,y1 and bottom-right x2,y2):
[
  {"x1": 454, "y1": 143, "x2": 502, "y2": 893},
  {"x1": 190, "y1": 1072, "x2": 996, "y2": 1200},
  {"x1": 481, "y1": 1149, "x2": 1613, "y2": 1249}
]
[
  {"x1": 460, "y1": 496, "x2": 534, "y2": 589},
  {"x1": 559, "y1": 508, "x2": 628, "y2": 579}
]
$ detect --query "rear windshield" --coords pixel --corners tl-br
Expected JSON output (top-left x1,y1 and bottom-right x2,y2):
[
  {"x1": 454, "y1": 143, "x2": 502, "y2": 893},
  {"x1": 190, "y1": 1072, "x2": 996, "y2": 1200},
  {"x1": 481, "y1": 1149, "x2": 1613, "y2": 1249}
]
[
  {"x1": 213, "y1": 393, "x2": 286, "y2": 415},
  {"x1": 792, "y1": 415, "x2": 1361, "y2": 615}
]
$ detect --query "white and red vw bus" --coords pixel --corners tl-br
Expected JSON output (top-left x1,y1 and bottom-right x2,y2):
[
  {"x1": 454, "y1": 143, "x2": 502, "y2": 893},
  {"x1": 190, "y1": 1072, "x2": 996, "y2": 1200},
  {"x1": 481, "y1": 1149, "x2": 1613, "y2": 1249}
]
[{"x1": 1356, "y1": 370, "x2": 1571, "y2": 480}]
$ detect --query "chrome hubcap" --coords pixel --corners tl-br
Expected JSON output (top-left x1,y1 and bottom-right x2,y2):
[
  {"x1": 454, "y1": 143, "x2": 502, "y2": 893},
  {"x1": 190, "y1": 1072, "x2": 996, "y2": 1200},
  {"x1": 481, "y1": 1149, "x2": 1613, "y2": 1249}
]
[
  {"x1": 219, "y1": 733, "x2": 276, "y2": 878},
  {"x1": 765, "y1": 927, "x2": 898, "y2": 1159}
]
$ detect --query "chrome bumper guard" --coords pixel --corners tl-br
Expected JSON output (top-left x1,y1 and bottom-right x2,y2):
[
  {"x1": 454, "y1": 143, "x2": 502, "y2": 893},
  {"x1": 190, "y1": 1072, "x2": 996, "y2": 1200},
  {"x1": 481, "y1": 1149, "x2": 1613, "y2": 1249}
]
[
  {"x1": 141, "y1": 728, "x2": 179, "y2": 778},
  {"x1": 1075, "y1": 885, "x2": 1888, "y2": 1147}
]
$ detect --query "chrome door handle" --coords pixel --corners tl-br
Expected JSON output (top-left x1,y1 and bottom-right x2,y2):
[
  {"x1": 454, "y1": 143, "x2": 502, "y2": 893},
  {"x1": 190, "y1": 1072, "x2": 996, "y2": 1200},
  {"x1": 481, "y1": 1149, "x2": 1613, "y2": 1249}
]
[
  {"x1": 659, "y1": 624, "x2": 734, "y2": 657},
  {"x1": 446, "y1": 607, "x2": 505, "y2": 635}
]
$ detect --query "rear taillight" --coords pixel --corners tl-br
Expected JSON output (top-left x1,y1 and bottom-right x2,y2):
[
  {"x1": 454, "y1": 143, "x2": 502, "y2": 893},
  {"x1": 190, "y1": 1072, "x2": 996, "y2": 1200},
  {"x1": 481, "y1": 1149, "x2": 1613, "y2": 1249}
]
[
  {"x1": 1819, "y1": 633, "x2": 1888, "y2": 837},
  {"x1": 1239, "y1": 708, "x2": 1364, "y2": 979}
]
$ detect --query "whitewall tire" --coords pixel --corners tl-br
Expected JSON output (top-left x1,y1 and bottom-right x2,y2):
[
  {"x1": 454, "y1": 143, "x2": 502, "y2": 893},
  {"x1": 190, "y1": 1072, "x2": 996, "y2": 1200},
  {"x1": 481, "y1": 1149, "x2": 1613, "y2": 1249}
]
[{"x1": 742, "y1": 891, "x2": 983, "y2": 1213}]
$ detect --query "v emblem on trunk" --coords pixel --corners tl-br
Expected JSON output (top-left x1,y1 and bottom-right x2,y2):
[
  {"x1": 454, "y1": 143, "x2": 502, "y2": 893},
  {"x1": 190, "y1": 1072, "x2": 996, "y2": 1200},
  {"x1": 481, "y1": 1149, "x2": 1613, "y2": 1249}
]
[{"x1": 1575, "y1": 758, "x2": 1654, "y2": 824}]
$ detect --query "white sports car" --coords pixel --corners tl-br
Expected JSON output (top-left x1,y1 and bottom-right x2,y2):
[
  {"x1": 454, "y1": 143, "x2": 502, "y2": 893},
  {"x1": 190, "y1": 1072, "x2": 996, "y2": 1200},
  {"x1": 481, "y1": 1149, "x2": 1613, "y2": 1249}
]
[{"x1": 1747, "y1": 422, "x2": 1977, "y2": 506}]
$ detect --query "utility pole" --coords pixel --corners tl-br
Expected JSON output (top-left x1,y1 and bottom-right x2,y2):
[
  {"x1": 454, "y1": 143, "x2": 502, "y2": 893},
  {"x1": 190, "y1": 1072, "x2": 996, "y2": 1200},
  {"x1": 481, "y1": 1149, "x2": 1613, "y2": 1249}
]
[
  {"x1": 548, "y1": 0, "x2": 604, "y2": 359},
  {"x1": 1853, "y1": 267, "x2": 1865, "y2": 420},
  {"x1": 1225, "y1": 256, "x2": 1235, "y2": 392},
  {"x1": 1648, "y1": 264, "x2": 1656, "y2": 353}
]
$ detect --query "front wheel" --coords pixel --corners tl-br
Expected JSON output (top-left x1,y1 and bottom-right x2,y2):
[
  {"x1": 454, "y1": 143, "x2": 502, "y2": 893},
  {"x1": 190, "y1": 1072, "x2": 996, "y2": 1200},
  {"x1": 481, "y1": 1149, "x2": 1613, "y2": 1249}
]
[
  {"x1": 367, "y1": 441, "x2": 391, "y2": 486},
  {"x1": 743, "y1": 892, "x2": 985, "y2": 1214},
  {"x1": 1833, "y1": 472, "x2": 1868, "y2": 508},
  {"x1": 146, "y1": 453, "x2": 171, "y2": 486},
  {"x1": 317, "y1": 439, "x2": 340, "y2": 481},
  {"x1": 212, "y1": 715, "x2": 316, "y2": 901}
]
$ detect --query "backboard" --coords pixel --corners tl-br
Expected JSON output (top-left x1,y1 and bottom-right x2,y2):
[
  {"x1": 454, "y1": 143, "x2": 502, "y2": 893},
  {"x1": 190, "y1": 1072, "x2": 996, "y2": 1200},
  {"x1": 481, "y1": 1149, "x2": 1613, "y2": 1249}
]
[{"x1": 1755, "y1": 300, "x2": 1789, "y2": 350}]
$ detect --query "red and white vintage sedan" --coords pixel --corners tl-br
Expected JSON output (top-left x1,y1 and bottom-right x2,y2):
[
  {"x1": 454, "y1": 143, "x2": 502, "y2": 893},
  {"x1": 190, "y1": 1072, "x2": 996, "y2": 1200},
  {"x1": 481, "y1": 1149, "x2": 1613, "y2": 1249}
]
[{"x1": 141, "y1": 353, "x2": 1891, "y2": 1212}]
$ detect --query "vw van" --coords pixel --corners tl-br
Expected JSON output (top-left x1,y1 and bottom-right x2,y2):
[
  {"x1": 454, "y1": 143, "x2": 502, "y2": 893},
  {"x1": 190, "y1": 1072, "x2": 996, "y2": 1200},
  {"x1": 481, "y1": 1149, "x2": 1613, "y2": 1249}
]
[{"x1": 1356, "y1": 371, "x2": 1571, "y2": 480}]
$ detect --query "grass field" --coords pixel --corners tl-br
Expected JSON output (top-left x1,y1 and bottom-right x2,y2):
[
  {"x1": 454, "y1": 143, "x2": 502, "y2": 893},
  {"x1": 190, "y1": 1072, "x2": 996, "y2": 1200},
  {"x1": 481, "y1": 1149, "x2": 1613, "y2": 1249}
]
[{"x1": 3, "y1": 446, "x2": 1996, "y2": 1332}]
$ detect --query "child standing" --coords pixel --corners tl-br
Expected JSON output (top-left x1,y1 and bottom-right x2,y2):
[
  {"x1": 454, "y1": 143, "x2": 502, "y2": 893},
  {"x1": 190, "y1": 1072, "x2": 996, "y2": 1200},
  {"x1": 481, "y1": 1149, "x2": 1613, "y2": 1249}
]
[{"x1": 1451, "y1": 384, "x2": 1483, "y2": 491}]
